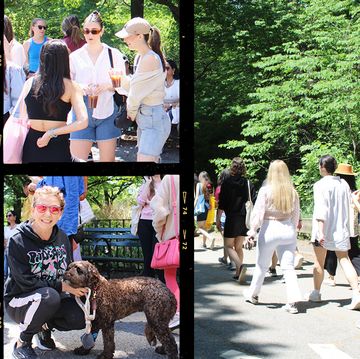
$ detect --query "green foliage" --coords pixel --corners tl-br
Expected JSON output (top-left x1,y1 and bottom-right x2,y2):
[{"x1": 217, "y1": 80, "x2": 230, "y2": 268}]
[
  {"x1": 197, "y1": 0, "x2": 360, "y2": 211},
  {"x1": 4, "y1": 0, "x2": 179, "y2": 65}
]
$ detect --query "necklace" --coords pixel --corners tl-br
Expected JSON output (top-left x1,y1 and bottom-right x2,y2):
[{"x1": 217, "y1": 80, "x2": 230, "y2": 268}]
[{"x1": 165, "y1": 78, "x2": 175, "y2": 88}]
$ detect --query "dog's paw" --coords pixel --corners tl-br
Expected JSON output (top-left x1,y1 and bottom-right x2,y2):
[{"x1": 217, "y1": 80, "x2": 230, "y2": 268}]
[
  {"x1": 155, "y1": 345, "x2": 166, "y2": 355},
  {"x1": 74, "y1": 345, "x2": 92, "y2": 356}
]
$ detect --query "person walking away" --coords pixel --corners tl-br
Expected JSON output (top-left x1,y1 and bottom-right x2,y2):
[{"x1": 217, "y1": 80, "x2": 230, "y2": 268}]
[
  {"x1": 4, "y1": 15, "x2": 26, "y2": 67},
  {"x1": 306, "y1": 155, "x2": 360, "y2": 310},
  {"x1": 61, "y1": 14, "x2": 86, "y2": 53},
  {"x1": 243, "y1": 160, "x2": 302, "y2": 314}
]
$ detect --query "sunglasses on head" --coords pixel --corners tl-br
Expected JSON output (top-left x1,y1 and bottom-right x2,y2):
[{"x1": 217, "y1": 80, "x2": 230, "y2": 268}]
[
  {"x1": 83, "y1": 28, "x2": 101, "y2": 35},
  {"x1": 35, "y1": 204, "x2": 62, "y2": 214},
  {"x1": 37, "y1": 25, "x2": 47, "y2": 30}
]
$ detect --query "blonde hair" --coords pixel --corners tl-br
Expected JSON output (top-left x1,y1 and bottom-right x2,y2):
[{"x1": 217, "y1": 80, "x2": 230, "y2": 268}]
[
  {"x1": 32, "y1": 186, "x2": 65, "y2": 209},
  {"x1": 266, "y1": 160, "x2": 296, "y2": 214}
]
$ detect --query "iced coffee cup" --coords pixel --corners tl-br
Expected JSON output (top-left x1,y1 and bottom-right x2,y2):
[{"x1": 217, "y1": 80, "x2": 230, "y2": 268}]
[
  {"x1": 87, "y1": 84, "x2": 98, "y2": 109},
  {"x1": 109, "y1": 69, "x2": 122, "y2": 88}
]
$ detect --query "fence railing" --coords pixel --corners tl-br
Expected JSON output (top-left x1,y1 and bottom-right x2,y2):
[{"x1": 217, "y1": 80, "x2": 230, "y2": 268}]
[{"x1": 85, "y1": 218, "x2": 132, "y2": 228}]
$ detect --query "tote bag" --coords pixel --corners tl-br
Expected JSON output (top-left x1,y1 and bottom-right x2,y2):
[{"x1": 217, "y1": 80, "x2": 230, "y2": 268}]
[
  {"x1": 131, "y1": 204, "x2": 142, "y2": 236},
  {"x1": 245, "y1": 180, "x2": 253, "y2": 229},
  {"x1": 151, "y1": 176, "x2": 180, "y2": 270}
]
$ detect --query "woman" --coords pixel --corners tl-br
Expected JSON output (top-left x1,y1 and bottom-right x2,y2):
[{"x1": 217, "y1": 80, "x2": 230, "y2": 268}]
[
  {"x1": 3, "y1": 55, "x2": 26, "y2": 123},
  {"x1": 194, "y1": 171, "x2": 215, "y2": 249},
  {"x1": 324, "y1": 163, "x2": 360, "y2": 286},
  {"x1": 151, "y1": 175, "x2": 180, "y2": 330},
  {"x1": 116, "y1": 17, "x2": 171, "y2": 162},
  {"x1": 4, "y1": 186, "x2": 88, "y2": 359},
  {"x1": 23, "y1": 18, "x2": 51, "y2": 76},
  {"x1": 164, "y1": 59, "x2": 180, "y2": 140},
  {"x1": 215, "y1": 169, "x2": 232, "y2": 267},
  {"x1": 307, "y1": 156, "x2": 360, "y2": 309},
  {"x1": 20, "y1": 39, "x2": 88, "y2": 163},
  {"x1": 69, "y1": 10, "x2": 126, "y2": 162},
  {"x1": 4, "y1": 15, "x2": 26, "y2": 67},
  {"x1": 137, "y1": 175, "x2": 165, "y2": 282},
  {"x1": 4, "y1": 210, "x2": 20, "y2": 281},
  {"x1": 218, "y1": 157, "x2": 256, "y2": 283},
  {"x1": 61, "y1": 14, "x2": 86, "y2": 53},
  {"x1": 243, "y1": 160, "x2": 302, "y2": 314}
]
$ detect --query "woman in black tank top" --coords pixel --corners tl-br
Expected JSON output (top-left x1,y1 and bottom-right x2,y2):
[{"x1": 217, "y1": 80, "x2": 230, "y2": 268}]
[{"x1": 21, "y1": 40, "x2": 88, "y2": 163}]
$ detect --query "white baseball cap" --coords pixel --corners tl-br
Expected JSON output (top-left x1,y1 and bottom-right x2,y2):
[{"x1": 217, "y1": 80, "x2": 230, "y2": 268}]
[{"x1": 115, "y1": 17, "x2": 151, "y2": 38}]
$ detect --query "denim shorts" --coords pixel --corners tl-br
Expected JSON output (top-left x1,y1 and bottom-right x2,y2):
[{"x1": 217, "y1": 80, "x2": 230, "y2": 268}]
[
  {"x1": 136, "y1": 104, "x2": 171, "y2": 157},
  {"x1": 70, "y1": 97, "x2": 121, "y2": 142}
]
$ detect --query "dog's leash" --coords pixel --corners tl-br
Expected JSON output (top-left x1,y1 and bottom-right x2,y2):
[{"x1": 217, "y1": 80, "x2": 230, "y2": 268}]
[{"x1": 75, "y1": 287, "x2": 97, "y2": 350}]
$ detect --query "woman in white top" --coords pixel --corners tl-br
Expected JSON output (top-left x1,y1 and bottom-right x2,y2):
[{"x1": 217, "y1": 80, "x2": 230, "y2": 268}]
[
  {"x1": 164, "y1": 60, "x2": 180, "y2": 138},
  {"x1": 306, "y1": 155, "x2": 360, "y2": 309},
  {"x1": 4, "y1": 15, "x2": 26, "y2": 67},
  {"x1": 69, "y1": 11, "x2": 126, "y2": 162},
  {"x1": 116, "y1": 17, "x2": 171, "y2": 163},
  {"x1": 243, "y1": 160, "x2": 302, "y2": 314}
]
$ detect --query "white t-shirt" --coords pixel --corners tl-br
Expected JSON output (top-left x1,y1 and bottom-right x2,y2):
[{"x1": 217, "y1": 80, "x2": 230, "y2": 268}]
[
  {"x1": 311, "y1": 176, "x2": 351, "y2": 251},
  {"x1": 70, "y1": 43, "x2": 126, "y2": 119},
  {"x1": 164, "y1": 79, "x2": 180, "y2": 124},
  {"x1": 4, "y1": 224, "x2": 20, "y2": 248},
  {"x1": 9, "y1": 39, "x2": 26, "y2": 67}
]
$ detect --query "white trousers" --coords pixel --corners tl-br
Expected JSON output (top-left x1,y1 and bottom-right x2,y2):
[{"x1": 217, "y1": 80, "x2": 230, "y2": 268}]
[{"x1": 248, "y1": 219, "x2": 302, "y2": 303}]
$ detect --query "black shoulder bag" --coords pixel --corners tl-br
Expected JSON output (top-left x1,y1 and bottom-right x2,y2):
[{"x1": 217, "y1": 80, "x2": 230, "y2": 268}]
[{"x1": 108, "y1": 48, "x2": 129, "y2": 129}]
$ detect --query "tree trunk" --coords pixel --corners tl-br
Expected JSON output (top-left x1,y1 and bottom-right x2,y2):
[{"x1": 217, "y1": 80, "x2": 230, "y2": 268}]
[{"x1": 131, "y1": 0, "x2": 144, "y2": 18}]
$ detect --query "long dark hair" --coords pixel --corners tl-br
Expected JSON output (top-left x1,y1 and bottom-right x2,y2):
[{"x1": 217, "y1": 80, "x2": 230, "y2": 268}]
[
  {"x1": 144, "y1": 27, "x2": 166, "y2": 71},
  {"x1": 62, "y1": 14, "x2": 84, "y2": 46},
  {"x1": 3, "y1": 55, "x2": 8, "y2": 95},
  {"x1": 4, "y1": 15, "x2": 14, "y2": 42},
  {"x1": 7, "y1": 210, "x2": 19, "y2": 225},
  {"x1": 33, "y1": 40, "x2": 70, "y2": 117},
  {"x1": 338, "y1": 174, "x2": 357, "y2": 192}
]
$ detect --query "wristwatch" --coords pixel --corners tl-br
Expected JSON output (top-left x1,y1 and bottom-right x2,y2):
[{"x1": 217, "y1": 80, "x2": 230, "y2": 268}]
[{"x1": 48, "y1": 129, "x2": 58, "y2": 138}]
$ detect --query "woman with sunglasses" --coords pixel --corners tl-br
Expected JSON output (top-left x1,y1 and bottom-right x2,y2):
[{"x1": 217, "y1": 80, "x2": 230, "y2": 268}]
[
  {"x1": 20, "y1": 39, "x2": 88, "y2": 163},
  {"x1": 4, "y1": 186, "x2": 89, "y2": 359},
  {"x1": 23, "y1": 18, "x2": 51, "y2": 77},
  {"x1": 116, "y1": 17, "x2": 171, "y2": 162},
  {"x1": 69, "y1": 10, "x2": 126, "y2": 162}
]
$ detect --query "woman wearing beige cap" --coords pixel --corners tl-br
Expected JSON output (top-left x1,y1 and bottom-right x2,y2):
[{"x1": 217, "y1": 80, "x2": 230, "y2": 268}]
[
  {"x1": 115, "y1": 17, "x2": 171, "y2": 162},
  {"x1": 305, "y1": 155, "x2": 360, "y2": 310},
  {"x1": 324, "y1": 163, "x2": 360, "y2": 286}
]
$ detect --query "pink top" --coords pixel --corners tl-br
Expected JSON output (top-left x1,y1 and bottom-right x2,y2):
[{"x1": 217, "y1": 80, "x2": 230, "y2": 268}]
[
  {"x1": 137, "y1": 180, "x2": 162, "y2": 220},
  {"x1": 248, "y1": 185, "x2": 300, "y2": 237},
  {"x1": 215, "y1": 186, "x2": 221, "y2": 204}
]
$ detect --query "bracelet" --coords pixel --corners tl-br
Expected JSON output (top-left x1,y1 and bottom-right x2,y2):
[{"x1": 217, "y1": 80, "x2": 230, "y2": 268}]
[{"x1": 48, "y1": 128, "x2": 58, "y2": 138}]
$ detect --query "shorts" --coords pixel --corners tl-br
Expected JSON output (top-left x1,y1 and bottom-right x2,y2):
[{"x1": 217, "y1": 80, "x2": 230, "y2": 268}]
[
  {"x1": 136, "y1": 104, "x2": 171, "y2": 157},
  {"x1": 70, "y1": 97, "x2": 120, "y2": 142}
]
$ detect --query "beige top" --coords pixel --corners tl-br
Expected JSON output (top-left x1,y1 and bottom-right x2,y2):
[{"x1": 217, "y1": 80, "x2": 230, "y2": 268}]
[{"x1": 121, "y1": 51, "x2": 166, "y2": 119}]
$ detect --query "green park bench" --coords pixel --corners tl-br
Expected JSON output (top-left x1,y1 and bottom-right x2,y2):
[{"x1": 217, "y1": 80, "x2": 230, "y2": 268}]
[{"x1": 80, "y1": 227, "x2": 143, "y2": 278}]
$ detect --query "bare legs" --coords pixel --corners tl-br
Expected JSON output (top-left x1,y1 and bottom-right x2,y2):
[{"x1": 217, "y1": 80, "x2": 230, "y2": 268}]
[{"x1": 225, "y1": 236, "x2": 245, "y2": 276}]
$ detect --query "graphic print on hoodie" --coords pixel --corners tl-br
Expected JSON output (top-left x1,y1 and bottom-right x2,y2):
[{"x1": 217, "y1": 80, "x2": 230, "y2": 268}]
[{"x1": 4, "y1": 221, "x2": 73, "y2": 303}]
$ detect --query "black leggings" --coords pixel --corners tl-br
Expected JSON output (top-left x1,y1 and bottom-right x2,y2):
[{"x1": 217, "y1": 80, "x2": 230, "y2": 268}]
[
  {"x1": 137, "y1": 219, "x2": 165, "y2": 283},
  {"x1": 22, "y1": 128, "x2": 72, "y2": 163},
  {"x1": 324, "y1": 236, "x2": 360, "y2": 276},
  {"x1": 5, "y1": 287, "x2": 85, "y2": 343}
]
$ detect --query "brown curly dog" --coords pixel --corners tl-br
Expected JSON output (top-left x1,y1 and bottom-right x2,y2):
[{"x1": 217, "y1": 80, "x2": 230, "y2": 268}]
[{"x1": 63, "y1": 261, "x2": 178, "y2": 359}]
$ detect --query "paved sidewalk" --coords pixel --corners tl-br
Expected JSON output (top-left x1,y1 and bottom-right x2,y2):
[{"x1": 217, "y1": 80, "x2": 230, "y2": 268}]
[
  {"x1": 195, "y1": 233, "x2": 360, "y2": 359},
  {"x1": 4, "y1": 308, "x2": 179, "y2": 359}
]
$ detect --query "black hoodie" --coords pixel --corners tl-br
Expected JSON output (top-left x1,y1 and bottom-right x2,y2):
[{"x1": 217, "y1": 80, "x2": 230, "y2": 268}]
[
  {"x1": 4, "y1": 221, "x2": 73, "y2": 304},
  {"x1": 218, "y1": 174, "x2": 257, "y2": 215}
]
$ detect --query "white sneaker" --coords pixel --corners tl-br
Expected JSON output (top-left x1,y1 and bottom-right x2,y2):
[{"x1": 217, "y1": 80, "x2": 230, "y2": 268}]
[
  {"x1": 323, "y1": 276, "x2": 336, "y2": 287},
  {"x1": 345, "y1": 295, "x2": 360, "y2": 310},
  {"x1": 305, "y1": 290, "x2": 322, "y2": 302},
  {"x1": 283, "y1": 303, "x2": 298, "y2": 314},
  {"x1": 243, "y1": 289, "x2": 259, "y2": 304},
  {"x1": 169, "y1": 312, "x2": 180, "y2": 330},
  {"x1": 209, "y1": 238, "x2": 215, "y2": 250}
]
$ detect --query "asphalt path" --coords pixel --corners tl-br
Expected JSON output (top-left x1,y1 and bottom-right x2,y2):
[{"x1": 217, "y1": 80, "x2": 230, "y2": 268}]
[
  {"x1": 195, "y1": 233, "x2": 360, "y2": 359},
  {"x1": 4, "y1": 305, "x2": 180, "y2": 359}
]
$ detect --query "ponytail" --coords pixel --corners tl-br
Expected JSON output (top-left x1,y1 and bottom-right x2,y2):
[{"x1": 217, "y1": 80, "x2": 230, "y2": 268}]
[
  {"x1": 70, "y1": 25, "x2": 83, "y2": 46},
  {"x1": 145, "y1": 27, "x2": 166, "y2": 71}
]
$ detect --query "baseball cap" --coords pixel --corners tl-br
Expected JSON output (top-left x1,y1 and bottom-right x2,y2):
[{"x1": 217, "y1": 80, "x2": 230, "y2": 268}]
[{"x1": 115, "y1": 17, "x2": 151, "y2": 38}]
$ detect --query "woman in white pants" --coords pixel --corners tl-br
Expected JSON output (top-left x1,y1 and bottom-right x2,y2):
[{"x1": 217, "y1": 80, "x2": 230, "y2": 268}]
[{"x1": 243, "y1": 160, "x2": 302, "y2": 313}]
